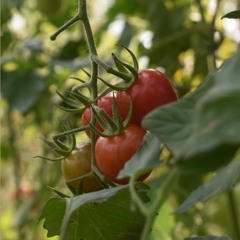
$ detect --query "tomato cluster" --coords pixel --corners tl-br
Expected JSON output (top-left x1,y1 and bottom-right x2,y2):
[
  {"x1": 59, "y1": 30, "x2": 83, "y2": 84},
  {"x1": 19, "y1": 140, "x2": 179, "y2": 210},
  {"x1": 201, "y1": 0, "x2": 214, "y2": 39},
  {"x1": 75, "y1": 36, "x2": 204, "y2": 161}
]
[
  {"x1": 62, "y1": 69, "x2": 178, "y2": 192},
  {"x1": 86, "y1": 70, "x2": 177, "y2": 182}
]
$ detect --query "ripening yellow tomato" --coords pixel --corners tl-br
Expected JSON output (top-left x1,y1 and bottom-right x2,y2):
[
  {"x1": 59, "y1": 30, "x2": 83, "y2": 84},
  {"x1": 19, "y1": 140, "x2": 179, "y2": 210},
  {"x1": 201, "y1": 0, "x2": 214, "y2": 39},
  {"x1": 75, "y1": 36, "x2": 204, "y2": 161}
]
[{"x1": 61, "y1": 142, "x2": 103, "y2": 193}]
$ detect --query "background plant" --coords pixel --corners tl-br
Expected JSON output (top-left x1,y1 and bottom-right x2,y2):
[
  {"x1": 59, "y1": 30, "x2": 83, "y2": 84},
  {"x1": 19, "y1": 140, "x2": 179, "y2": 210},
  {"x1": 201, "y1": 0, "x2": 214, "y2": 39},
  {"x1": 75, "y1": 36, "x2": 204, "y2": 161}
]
[{"x1": 1, "y1": 0, "x2": 240, "y2": 240}]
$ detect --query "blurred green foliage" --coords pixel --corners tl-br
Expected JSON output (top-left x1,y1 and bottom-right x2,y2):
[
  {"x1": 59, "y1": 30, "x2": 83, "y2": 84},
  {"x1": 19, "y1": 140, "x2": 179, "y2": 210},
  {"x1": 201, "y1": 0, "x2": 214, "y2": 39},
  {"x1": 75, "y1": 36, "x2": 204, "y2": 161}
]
[{"x1": 1, "y1": 0, "x2": 239, "y2": 239}]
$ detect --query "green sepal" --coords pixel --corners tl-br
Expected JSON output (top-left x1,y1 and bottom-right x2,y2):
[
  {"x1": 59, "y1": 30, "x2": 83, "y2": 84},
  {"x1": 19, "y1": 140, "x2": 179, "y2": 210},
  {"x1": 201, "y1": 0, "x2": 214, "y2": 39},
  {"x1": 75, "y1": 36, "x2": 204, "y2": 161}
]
[
  {"x1": 52, "y1": 101, "x2": 85, "y2": 114},
  {"x1": 112, "y1": 53, "x2": 138, "y2": 83},
  {"x1": 56, "y1": 90, "x2": 79, "y2": 106},
  {"x1": 98, "y1": 75, "x2": 136, "y2": 92},
  {"x1": 85, "y1": 93, "x2": 133, "y2": 138},
  {"x1": 80, "y1": 68, "x2": 91, "y2": 77},
  {"x1": 70, "y1": 70, "x2": 91, "y2": 92},
  {"x1": 112, "y1": 53, "x2": 129, "y2": 74},
  {"x1": 83, "y1": 106, "x2": 118, "y2": 138},
  {"x1": 54, "y1": 147, "x2": 71, "y2": 157},
  {"x1": 34, "y1": 155, "x2": 64, "y2": 162},
  {"x1": 111, "y1": 93, "x2": 124, "y2": 131},
  {"x1": 69, "y1": 76, "x2": 87, "y2": 84},
  {"x1": 122, "y1": 93, "x2": 133, "y2": 127},
  {"x1": 66, "y1": 91, "x2": 89, "y2": 106},
  {"x1": 56, "y1": 90, "x2": 89, "y2": 108},
  {"x1": 38, "y1": 121, "x2": 77, "y2": 161},
  {"x1": 118, "y1": 44, "x2": 139, "y2": 71},
  {"x1": 91, "y1": 45, "x2": 139, "y2": 91},
  {"x1": 39, "y1": 137, "x2": 58, "y2": 149},
  {"x1": 47, "y1": 187, "x2": 70, "y2": 198},
  {"x1": 91, "y1": 105, "x2": 119, "y2": 133},
  {"x1": 53, "y1": 90, "x2": 89, "y2": 113}
]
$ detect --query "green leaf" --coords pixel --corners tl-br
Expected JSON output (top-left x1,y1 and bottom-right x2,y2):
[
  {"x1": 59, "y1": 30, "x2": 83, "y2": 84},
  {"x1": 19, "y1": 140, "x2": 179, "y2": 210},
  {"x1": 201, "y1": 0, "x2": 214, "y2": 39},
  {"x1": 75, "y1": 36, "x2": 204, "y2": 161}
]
[
  {"x1": 117, "y1": 132, "x2": 162, "y2": 179},
  {"x1": 142, "y1": 53, "x2": 240, "y2": 171},
  {"x1": 184, "y1": 236, "x2": 232, "y2": 240},
  {"x1": 221, "y1": 10, "x2": 240, "y2": 19},
  {"x1": 175, "y1": 160, "x2": 240, "y2": 214},
  {"x1": 38, "y1": 186, "x2": 147, "y2": 240}
]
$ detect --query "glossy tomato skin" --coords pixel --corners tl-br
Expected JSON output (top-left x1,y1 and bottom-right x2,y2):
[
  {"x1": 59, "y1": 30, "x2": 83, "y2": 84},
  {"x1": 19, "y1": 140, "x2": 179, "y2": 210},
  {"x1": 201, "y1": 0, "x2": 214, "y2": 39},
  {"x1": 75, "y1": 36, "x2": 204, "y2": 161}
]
[
  {"x1": 95, "y1": 124, "x2": 148, "y2": 184},
  {"x1": 81, "y1": 93, "x2": 131, "y2": 137},
  {"x1": 117, "y1": 69, "x2": 178, "y2": 126},
  {"x1": 61, "y1": 142, "x2": 103, "y2": 193}
]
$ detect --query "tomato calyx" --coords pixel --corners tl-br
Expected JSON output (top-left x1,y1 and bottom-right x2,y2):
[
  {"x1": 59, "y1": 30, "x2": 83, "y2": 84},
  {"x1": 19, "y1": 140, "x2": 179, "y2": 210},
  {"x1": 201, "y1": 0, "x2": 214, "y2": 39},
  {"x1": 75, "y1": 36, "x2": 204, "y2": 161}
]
[
  {"x1": 53, "y1": 69, "x2": 92, "y2": 114},
  {"x1": 91, "y1": 45, "x2": 139, "y2": 92},
  {"x1": 35, "y1": 120, "x2": 77, "y2": 162},
  {"x1": 85, "y1": 92, "x2": 133, "y2": 137}
]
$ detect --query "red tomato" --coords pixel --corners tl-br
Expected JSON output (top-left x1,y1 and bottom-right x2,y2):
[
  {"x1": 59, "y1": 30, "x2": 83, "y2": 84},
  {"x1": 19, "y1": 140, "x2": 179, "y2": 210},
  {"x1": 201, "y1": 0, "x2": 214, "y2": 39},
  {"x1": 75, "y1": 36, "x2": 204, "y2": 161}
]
[
  {"x1": 117, "y1": 69, "x2": 178, "y2": 126},
  {"x1": 61, "y1": 142, "x2": 103, "y2": 193},
  {"x1": 81, "y1": 93, "x2": 131, "y2": 137},
  {"x1": 95, "y1": 124, "x2": 148, "y2": 184}
]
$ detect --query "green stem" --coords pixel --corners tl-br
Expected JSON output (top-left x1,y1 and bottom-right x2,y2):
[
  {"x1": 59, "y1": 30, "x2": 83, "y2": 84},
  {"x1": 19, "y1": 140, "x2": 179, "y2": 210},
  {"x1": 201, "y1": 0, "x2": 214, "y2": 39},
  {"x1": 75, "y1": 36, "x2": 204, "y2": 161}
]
[
  {"x1": 7, "y1": 108, "x2": 21, "y2": 201},
  {"x1": 78, "y1": 0, "x2": 111, "y2": 186},
  {"x1": 50, "y1": 0, "x2": 113, "y2": 188},
  {"x1": 60, "y1": 198, "x2": 73, "y2": 240},
  {"x1": 209, "y1": 0, "x2": 222, "y2": 71},
  {"x1": 140, "y1": 168, "x2": 179, "y2": 240},
  {"x1": 227, "y1": 189, "x2": 240, "y2": 240},
  {"x1": 211, "y1": 0, "x2": 222, "y2": 27},
  {"x1": 7, "y1": 108, "x2": 24, "y2": 240},
  {"x1": 92, "y1": 166, "x2": 116, "y2": 188},
  {"x1": 196, "y1": 0, "x2": 206, "y2": 24},
  {"x1": 50, "y1": 15, "x2": 80, "y2": 41},
  {"x1": 129, "y1": 175, "x2": 148, "y2": 216}
]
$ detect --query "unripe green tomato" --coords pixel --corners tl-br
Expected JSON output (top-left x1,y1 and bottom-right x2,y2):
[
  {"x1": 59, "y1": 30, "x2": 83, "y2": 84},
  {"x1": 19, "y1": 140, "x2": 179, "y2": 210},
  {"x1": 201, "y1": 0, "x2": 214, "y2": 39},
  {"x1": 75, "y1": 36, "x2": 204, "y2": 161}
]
[{"x1": 61, "y1": 142, "x2": 103, "y2": 193}]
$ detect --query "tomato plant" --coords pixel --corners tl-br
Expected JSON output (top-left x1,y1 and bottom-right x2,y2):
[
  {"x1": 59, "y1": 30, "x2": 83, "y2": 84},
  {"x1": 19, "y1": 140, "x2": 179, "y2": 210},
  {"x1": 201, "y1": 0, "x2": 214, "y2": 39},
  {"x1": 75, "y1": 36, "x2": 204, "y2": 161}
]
[
  {"x1": 95, "y1": 124, "x2": 148, "y2": 184},
  {"x1": 61, "y1": 142, "x2": 103, "y2": 193},
  {"x1": 13, "y1": 0, "x2": 237, "y2": 239},
  {"x1": 117, "y1": 69, "x2": 178, "y2": 126},
  {"x1": 81, "y1": 93, "x2": 131, "y2": 137}
]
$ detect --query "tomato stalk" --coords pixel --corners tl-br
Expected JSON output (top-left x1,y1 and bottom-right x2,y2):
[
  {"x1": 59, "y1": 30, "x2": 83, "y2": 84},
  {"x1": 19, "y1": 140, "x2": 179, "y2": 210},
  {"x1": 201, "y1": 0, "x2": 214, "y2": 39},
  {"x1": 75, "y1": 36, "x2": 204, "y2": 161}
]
[
  {"x1": 42, "y1": 0, "x2": 141, "y2": 193},
  {"x1": 48, "y1": 0, "x2": 125, "y2": 189},
  {"x1": 128, "y1": 168, "x2": 179, "y2": 240},
  {"x1": 227, "y1": 189, "x2": 240, "y2": 240},
  {"x1": 76, "y1": 0, "x2": 119, "y2": 188}
]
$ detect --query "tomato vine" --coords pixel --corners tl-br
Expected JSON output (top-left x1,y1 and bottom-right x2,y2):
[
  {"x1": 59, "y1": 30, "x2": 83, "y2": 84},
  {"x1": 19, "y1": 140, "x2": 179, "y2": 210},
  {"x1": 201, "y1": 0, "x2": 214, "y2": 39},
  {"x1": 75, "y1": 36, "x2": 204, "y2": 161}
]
[
  {"x1": 34, "y1": 1, "x2": 240, "y2": 240},
  {"x1": 39, "y1": 0, "x2": 142, "y2": 191}
]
